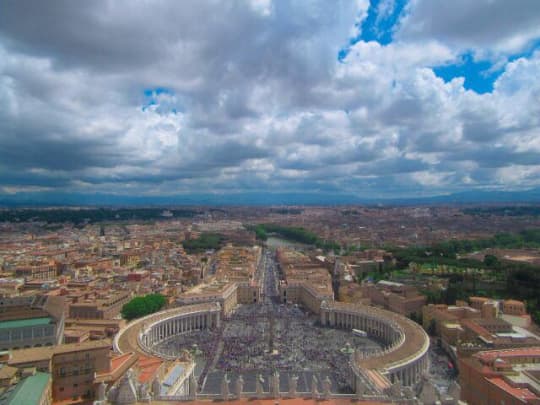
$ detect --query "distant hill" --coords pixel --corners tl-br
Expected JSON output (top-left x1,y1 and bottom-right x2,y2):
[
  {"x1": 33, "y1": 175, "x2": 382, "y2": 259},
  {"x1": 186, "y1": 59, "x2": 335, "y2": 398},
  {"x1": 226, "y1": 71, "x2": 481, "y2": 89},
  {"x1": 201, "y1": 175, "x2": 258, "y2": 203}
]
[
  {"x1": 1, "y1": 188, "x2": 540, "y2": 207},
  {"x1": 385, "y1": 188, "x2": 540, "y2": 205}
]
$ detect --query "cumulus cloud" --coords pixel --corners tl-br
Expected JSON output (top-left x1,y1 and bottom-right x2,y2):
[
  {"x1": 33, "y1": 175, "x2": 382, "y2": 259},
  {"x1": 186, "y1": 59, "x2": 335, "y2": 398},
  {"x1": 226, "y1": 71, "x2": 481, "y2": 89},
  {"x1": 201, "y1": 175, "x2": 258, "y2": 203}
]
[
  {"x1": 0, "y1": 0, "x2": 539, "y2": 200},
  {"x1": 397, "y1": 0, "x2": 540, "y2": 56}
]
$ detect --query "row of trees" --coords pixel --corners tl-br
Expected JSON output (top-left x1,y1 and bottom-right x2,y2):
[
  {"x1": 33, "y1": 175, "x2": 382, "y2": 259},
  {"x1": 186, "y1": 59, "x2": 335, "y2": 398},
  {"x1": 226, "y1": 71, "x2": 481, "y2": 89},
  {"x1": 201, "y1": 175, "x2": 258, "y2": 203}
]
[
  {"x1": 391, "y1": 229, "x2": 540, "y2": 270},
  {"x1": 182, "y1": 233, "x2": 224, "y2": 253},
  {"x1": 249, "y1": 223, "x2": 340, "y2": 252},
  {"x1": 428, "y1": 229, "x2": 540, "y2": 258},
  {"x1": 0, "y1": 207, "x2": 198, "y2": 224},
  {"x1": 389, "y1": 229, "x2": 540, "y2": 323},
  {"x1": 464, "y1": 206, "x2": 540, "y2": 217},
  {"x1": 121, "y1": 293, "x2": 166, "y2": 321}
]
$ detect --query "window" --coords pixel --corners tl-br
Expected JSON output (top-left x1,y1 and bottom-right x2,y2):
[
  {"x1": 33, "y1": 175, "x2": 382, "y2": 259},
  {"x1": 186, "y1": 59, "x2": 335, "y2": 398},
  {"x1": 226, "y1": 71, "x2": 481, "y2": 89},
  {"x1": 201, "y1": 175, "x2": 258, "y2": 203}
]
[{"x1": 59, "y1": 367, "x2": 66, "y2": 377}]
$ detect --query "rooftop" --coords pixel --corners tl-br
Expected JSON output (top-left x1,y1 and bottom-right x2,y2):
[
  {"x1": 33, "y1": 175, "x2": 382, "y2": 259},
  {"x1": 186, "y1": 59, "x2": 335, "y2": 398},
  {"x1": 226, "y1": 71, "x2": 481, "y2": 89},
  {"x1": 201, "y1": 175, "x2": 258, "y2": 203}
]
[
  {"x1": 9, "y1": 339, "x2": 112, "y2": 365},
  {"x1": 137, "y1": 355, "x2": 163, "y2": 384},
  {"x1": 0, "y1": 317, "x2": 51, "y2": 330},
  {"x1": 476, "y1": 347, "x2": 540, "y2": 363},
  {"x1": 0, "y1": 371, "x2": 50, "y2": 405},
  {"x1": 487, "y1": 377, "x2": 538, "y2": 401}
]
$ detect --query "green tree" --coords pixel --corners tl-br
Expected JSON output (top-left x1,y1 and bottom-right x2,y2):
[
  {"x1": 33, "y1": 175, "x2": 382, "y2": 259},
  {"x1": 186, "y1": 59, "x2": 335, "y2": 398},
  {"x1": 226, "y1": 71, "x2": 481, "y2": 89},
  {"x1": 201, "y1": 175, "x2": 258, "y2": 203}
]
[
  {"x1": 483, "y1": 254, "x2": 499, "y2": 267},
  {"x1": 182, "y1": 233, "x2": 224, "y2": 253},
  {"x1": 121, "y1": 293, "x2": 166, "y2": 321}
]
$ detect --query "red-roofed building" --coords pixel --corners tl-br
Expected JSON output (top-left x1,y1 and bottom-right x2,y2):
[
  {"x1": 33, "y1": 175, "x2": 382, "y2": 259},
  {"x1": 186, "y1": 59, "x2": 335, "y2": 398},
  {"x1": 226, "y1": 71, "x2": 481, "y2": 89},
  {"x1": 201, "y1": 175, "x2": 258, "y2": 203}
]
[
  {"x1": 460, "y1": 347, "x2": 540, "y2": 404},
  {"x1": 136, "y1": 355, "x2": 164, "y2": 385}
]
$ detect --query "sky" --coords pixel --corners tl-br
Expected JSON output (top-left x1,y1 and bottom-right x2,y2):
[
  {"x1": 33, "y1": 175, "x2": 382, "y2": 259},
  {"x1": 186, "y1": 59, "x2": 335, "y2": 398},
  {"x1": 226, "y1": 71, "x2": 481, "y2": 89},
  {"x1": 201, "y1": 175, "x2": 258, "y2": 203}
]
[{"x1": 1, "y1": 0, "x2": 540, "y2": 203}]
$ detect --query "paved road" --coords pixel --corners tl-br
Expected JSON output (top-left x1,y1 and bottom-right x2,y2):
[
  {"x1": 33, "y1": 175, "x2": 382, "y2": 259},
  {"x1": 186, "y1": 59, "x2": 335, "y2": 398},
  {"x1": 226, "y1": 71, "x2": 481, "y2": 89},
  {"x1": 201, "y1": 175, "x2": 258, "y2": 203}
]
[{"x1": 259, "y1": 248, "x2": 279, "y2": 304}]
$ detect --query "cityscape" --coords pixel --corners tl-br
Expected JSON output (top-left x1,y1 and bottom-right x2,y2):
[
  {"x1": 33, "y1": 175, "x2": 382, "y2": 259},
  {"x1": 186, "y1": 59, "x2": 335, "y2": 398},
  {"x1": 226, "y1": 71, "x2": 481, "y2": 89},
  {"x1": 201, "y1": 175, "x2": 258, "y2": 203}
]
[
  {"x1": 1, "y1": 1, "x2": 540, "y2": 405},
  {"x1": 0, "y1": 206, "x2": 540, "y2": 404}
]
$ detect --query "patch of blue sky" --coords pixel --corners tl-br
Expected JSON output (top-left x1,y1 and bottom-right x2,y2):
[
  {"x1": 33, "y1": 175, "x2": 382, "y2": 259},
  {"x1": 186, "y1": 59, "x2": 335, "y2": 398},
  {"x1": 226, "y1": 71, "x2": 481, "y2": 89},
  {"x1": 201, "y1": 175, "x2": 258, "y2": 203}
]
[
  {"x1": 141, "y1": 87, "x2": 178, "y2": 113},
  {"x1": 338, "y1": 0, "x2": 408, "y2": 62},
  {"x1": 143, "y1": 87, "x2": 174, "y2": 97},
  {"x1": 433, "y1": 52, "x2": 500, "y2": 94},
  {"x1": 433, "y1": 39, "x2": 540, "y2": 94}
]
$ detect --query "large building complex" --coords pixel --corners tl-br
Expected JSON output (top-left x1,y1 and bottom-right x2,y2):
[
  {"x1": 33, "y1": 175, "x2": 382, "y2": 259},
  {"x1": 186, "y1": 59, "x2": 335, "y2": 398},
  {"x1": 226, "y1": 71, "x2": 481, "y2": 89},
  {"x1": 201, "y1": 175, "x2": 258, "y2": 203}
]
[
  {"x1": 67, "y1": 290, "x2": 132, "y2": 319},
  {"x1": 6, "y1": 339, "x2": 136, "y2": 402},
  {"x1": 424, "y1": 297, "x2": 539, "y2": 363},
  {"x1": 0, "y1": 295, "x2": 65, "y2": 350},
  {"x1": 460, "y1": 347, "x2": 540, "y2": 404},
  {"x1": 360, "y1": 280, "x2": 426, "y2": 317},
  {"x1": 277, "y1": 248, "x2": 334, "y2": 314}
]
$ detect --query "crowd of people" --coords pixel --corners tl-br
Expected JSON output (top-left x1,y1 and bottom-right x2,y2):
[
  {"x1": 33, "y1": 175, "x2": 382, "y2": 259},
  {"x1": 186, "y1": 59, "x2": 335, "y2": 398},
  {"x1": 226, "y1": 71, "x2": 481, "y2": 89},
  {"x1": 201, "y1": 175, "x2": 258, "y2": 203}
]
[{"x1": 155, "y1": 302, "x2": 382, "y2": 392}]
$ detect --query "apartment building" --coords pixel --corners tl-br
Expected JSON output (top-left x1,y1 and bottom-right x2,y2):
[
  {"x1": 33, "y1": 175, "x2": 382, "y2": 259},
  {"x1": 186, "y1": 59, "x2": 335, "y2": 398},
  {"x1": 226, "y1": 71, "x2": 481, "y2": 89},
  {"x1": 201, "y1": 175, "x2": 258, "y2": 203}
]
[
  {"x1": 361, "y1": 280, "x2": 426, "y2": 317},
  {"x1": 68, "y1": 291, "x2": 131, "y2": 320},
  {"x1": 276, "y1": 248, "x2": 334, "y2": 314},
  {"x1": 14, "y1": 263, "x2": 57, "y2": 281}
]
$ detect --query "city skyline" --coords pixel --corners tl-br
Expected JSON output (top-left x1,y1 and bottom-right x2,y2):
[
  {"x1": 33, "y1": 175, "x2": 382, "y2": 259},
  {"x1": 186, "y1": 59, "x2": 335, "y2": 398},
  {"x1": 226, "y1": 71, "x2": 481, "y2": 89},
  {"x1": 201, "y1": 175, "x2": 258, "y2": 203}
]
[{"x1": 1, "y1": 1, "x2": 540, "y2": 203}]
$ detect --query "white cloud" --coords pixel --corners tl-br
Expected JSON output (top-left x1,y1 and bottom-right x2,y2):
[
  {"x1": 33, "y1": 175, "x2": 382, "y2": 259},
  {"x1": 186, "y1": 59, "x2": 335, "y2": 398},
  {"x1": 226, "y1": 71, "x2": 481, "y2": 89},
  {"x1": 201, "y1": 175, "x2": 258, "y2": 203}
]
[
  {"x1": 0, "y1": 0, "x2": 539, "y2": 199},
  {"x1": 397, "y1": 0, "x2": 540, "y2": 57}
]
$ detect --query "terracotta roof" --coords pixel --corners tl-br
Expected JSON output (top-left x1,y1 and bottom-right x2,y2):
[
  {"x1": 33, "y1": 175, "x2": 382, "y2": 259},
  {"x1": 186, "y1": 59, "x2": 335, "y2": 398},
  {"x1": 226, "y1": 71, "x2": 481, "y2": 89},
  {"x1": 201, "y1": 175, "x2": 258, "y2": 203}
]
[
  {"x1": 137, "y1": 355, "x2": 163, "y2": 384},
  {"x1": 461, "y1": 318, "x2": 492, "y2": 339},
  {"x1": 475, "y1": 347, "x2": 540, "y2": 363},
  {"x1": 95, "y1": 351, "x2": 137, "y2": 384},
  {"x1": 487, "y1": 377, "x2": 538, "y2": 401},
  {"x1": 111, "y1": 352, "x2": 135, "y2": 370}
]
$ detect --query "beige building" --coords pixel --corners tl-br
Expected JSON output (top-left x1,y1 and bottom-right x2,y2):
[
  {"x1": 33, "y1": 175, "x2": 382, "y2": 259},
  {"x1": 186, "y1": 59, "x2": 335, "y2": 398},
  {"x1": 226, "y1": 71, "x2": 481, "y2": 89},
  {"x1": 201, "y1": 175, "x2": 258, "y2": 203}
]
[
  {"x1": 424, "y1": 298, "x2": 539, "y2": 361},
  {"x1": 68, "y1": 290, "x2": 131, "y2": 320},
  {"x1": 14, "y1": 263, "x2": 57, "y2": 281},
  {"x1": 0, "y1": 295, "x2": 65, "y2": 350},
  {"x1": 177, "y1": 280, "x2": 259, "y2": 315},
  {"x1": 276, "y1": 248, "x2": 334, "y2": 314},
  {"x1": 7, "y1": 339, "x2": 134, "y2": 402},
  {"x1": 361, "y1": 280, "x2": 426, "y2": 317}
]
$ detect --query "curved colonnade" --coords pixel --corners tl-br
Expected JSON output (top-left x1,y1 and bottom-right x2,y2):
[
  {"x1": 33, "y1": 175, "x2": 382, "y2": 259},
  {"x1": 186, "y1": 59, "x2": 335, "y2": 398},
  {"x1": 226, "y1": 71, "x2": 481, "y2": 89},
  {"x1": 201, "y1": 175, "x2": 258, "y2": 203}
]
[
  {"x1": 113, "y1": 302, "x2": 221, "y2": 358},
  {"x1": 320, "y1": 301, "x2": 430, "y2": 388},
  {"x1": 114, "y1": 300, "x2": 429, "y2": 394}
]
